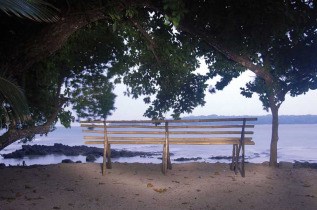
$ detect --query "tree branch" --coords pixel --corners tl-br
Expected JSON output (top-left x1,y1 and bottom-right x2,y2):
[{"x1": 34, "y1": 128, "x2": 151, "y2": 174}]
[
  {"x1": 129, "y1": 17, "x2": 160, "y2": 63},
  {"x1": 0, "y1": 79, "x2": 68, "y2": 150},
  {"x1": 179, "y1": 21, "x2": 275, "y2": 84}
]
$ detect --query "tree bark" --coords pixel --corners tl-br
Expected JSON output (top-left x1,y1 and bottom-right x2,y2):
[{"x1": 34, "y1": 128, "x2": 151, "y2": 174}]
[
  {"x1": 0, "y1": 98, "x2": 67, "y2": 150},
  {"x1": 0, "y1": 125, "x2": 51, "y2": 151},
  {"x1": 0, "y1": 79, "x2": 67, "y2": 151},
  {"x1": 269, "y1": 105, "x2": 279, "y2": 167}
]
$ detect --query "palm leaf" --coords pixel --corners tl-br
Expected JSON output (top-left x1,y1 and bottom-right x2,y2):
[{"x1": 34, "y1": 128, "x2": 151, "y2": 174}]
[
  {"x1": 0, "y1": 76, "x2": 31, "y2": 124},
  {"x1": 0, "y1": 0, "x2": 60, "y2": 23}
]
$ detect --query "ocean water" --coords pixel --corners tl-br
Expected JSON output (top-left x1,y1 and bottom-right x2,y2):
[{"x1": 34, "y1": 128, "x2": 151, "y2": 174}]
[{"x1": 0, "y1": 124, "x2": 316, "y2": 166}]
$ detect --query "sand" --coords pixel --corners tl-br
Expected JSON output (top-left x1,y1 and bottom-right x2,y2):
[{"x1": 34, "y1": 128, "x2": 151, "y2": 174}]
[{"x1": 0, "y1": 162, "x2": 316, "y2": 210}]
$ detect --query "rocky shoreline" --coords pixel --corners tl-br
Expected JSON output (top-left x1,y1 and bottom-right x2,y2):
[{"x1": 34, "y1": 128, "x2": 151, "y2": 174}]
[
  {"x1": 1, "y1": 144, "x2": 317, "y2": 169},
  {"x1": 2, "y1": 143, "x2": 161, "y2": 160}
]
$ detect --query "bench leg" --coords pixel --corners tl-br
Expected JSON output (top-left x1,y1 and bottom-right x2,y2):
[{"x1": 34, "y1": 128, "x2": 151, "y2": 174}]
[
  {"x1": 162, "y1": 144, "x2": 167, "y2": 174},
  {"x1": 102, "y1": 143, "x2": 108, "y2": 176},
  {"x1": 235, "y1": 144, "x2": 240, "y2": 175},
  {"x1": 241, "y1": 142, "x2": 245, "y2": 177},
  {"x1": 235, "y1": 143, "x2": 246, "y2": 177},
  {"x1": 106, "y1": 144, "x2": 112, "y2": 169},
  {"x1": 231, "y1": 144, "x2": 236, "y2": 171},
  {"x1": 167, "y1": 145, "x2": 172, "y2": 170}
]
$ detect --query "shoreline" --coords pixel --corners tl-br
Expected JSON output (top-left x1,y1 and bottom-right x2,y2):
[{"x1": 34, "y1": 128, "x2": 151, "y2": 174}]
[
  {"x1": 1, "y1": 144, "x2": 317, "y2": 169},
  {"x1": 1, "y1": 162, "x2": 316, "y2": 209},
  {"x1": 2, "y1": 124, "x2": 317, "y2": 165}
]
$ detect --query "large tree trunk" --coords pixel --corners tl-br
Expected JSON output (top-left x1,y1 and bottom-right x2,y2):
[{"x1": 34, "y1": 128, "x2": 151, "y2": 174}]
[
  {"x1": 0, "y1": 81, "x2": 66, "y2": 151},
  {"x1": 0, "y1": 125, "x2": 51, "y2": 151},
  {"x1": 269, "y1": 105, "x2": 279, "y2": 167}
]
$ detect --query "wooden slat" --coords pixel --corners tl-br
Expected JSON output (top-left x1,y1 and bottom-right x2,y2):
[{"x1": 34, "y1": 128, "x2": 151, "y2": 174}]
[
  {"x1": 169, "y1": 141, "x2": 255, "y2": 145},
  {"x1": 84, "y1": 140, "x2": 255, "y2": 145},
  {"x1": 169, "y1": 137, "x2": 253, "y2": 141},
  {"x1": 81, "y1": 124, "x2": 104, "y2": 128},
  {"x1": 84, "y1": 136, "x2": 104, "y2": 139},
  {"x1": 84, "y1": 136, "x2": 253, "y2": 141},
  {"x1": 108, "y1": 141, "x2": 165, "y2": 144},
  {"x1": 81, "y1": 125, "x2": 254, "y2": 129},
  {"x1": 108, "y1": 137, "x2": 165, "y2": 140},
  {"x1": 85, "y1": 141, "x2": 104, "y2": 144},
  {"x1": 80, "y1": 120, "x2": 104, "y2": 123},
  {"x1": 168, "y1": 125, "x2": 255, "y2": 129},
  {"x1": 80, "y1": 118, "x2": 257, "y2": 124},
  {"x1": 107, "y1": 131, "x2": 165, "y2": 135},
  {"x1": 82, "y1": 130, "x2": 104, "y2": 134},
  {"x1": 82, "y1": 120, "x2": 165, "y2": 124},
  {"x1": 84, "y1": 136, "x2": 166, "y2": 140},
  {"x1": 106, "y1": 125, "x2": 165, "y2": 129},
  {"x1": 166, "y1": 118, "x2": 257, "y2": 123},
  {"x1": 168, "y1": 131, "x2": 254, "y2": 135}
]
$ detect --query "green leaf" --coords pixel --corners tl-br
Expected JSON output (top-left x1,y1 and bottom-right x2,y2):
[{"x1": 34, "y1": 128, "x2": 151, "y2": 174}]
[
  {"x1": 0, "y1": 76, "x2": 31, "y2": 124},
  {"x1": 0, "y1": 0, "x2": 60, "y2": 23}
]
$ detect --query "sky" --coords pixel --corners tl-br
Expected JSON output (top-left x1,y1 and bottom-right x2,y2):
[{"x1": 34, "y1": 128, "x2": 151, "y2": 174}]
[{"x1": 106, "y1": 61, "x2": 317, "y2": 121}]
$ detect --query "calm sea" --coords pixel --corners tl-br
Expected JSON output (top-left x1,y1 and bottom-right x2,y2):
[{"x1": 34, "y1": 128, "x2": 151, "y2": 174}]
[{"x1": 0, "y1": 124, "x2": 316, "y2": 166}]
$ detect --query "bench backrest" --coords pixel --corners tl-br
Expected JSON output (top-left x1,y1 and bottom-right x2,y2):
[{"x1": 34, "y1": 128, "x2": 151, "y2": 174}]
[{"x1": 81, "y1": 118, "x2": 257, "y2": 146}]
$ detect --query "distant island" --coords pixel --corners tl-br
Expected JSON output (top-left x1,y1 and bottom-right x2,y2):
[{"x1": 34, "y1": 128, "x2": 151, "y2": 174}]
[{"x1": 180, "y1": 115, "x2": 317, "y2": 124}]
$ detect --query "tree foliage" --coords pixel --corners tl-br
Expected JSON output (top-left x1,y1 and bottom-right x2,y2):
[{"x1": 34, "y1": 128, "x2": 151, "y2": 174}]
[
  {"x1": 165, "y1": 0, "x2": 317, "y2": 166},
  {"x1": 1, "y1": 0, "x2": 316, "y2": 166},
  {"x1": 0, "y1": 0, "x2": 59, "y2": 22},
  {"x1": 21, "y1": 20, "x2": 125, "y2": 128},
  {"x1": 109, "y1": 9, "x2": 207, "y2": 119},
  {"x1": 0, "y1": 76, "x2": 30, "y2": 127}
]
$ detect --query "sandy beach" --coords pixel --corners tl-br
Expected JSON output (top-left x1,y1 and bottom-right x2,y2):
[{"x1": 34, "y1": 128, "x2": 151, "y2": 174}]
[{"x1": 0, "y1": 162, "x2": 316, "y2": 210}]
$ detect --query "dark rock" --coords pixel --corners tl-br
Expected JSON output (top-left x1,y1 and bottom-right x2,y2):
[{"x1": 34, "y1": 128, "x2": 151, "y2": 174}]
[
  {"x1": 0, "y1": 163, "x2": 5, "y2": 168},
  {"x1": 311, "y1": 163, "x2": 317, "y2": 169},
  {"x1": 209, "y1": 156, "x2": 232, "y2": 160},
  {"x1": 3, "y1": 143, "x2": 160, "y2": 159},
  {"x1": 294, "y1": 161, "x2": 317, "y2": 169},
  {"x1": 174, "y1": 157, "x2": 202, "y2": 161},
  {"x1": 62, "y1": 159, "x2": 74, "y2": 163},
  {"x1": 279, "y1": 161, "x2": 293, "y2": 169},
  {"x1": 86, "y1": 154, "x2": 96, "y2": 162},
  {"x1": 76, "y1": 161, "x2": 82, "y2": 163}
]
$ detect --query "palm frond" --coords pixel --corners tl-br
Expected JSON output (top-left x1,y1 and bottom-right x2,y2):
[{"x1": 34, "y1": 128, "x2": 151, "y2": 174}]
[
  {"x1": 0, "y1": 0, "x2": 60, "y2": 23},
  {"x1": 0, "y1": 76, "x2": 31, "y2": 124}
]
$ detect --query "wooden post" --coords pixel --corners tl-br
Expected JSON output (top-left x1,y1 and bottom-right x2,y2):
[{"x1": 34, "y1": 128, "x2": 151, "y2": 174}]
[
  {"x1": 162, "y1": 144, "x2": 167, "y2": 174},
  {"x1": 102, "y1": 122, "x2": 109, "y2": 175},
  {"x1": 162, "y1": 121, "x2": 169, "y2": 174},
  {"x1": 231, "y1": 144, "x2": 236, "y2": 171},
  {"x1": 235, "y1": 144, "x2": 239, "y2": 174},
  {"x1": 106, "y1": 143, "x2": 112, "y2": 169},
  {"x1": 166, "y1": 121, "x2": 172, "y2": 170}
]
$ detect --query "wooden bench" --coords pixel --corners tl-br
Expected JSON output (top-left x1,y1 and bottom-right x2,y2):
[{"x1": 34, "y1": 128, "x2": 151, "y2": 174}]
[{"x1": 81, "y1": 118, "x2": 257, "y2": 177}]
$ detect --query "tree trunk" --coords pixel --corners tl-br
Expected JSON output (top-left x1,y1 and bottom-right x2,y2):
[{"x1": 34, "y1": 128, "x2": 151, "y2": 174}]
[
  {"x1": 269, "y1": 104, "x2": 279, "y2": 167},
  {"x1": 0, "y1": 88, "x2": 67, "y2": 151},
  {"x1": 0, "y1": 125, "x2": 51, "y2": 151}
]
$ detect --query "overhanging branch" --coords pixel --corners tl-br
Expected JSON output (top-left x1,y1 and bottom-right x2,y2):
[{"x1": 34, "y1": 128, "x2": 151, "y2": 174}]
[
  {"x1": 129, "y1": 17, "x2": 160, "y2": 63},
  {"x1": 178, "y1": 21, "x2": 275, "y2": 83}
]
